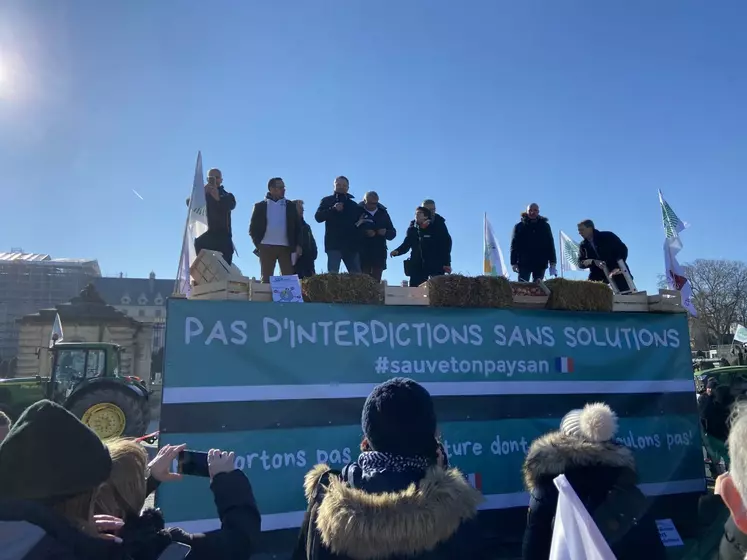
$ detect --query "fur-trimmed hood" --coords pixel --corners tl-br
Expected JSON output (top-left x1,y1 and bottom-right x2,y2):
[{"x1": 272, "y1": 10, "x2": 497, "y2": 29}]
[
  {"x1": 520, "y1": 212, "x2": 548, "y2": 222},
  {"x1": 523, "y1": 431, "x2": 636, "y2": 492},
  {"x1": 303, "y1": 464, "x2": 482, "y2": 560}
]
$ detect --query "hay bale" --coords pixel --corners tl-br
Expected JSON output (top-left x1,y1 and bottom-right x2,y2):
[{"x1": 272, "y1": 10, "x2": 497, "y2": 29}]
[
  {"x1": 427, "y1": 274, "x2": 513, "y2": 308},
  {"x1": 544, "y1": 278, "x2": 613, "y2": 312},
  {"x1": 301, "y1": 273, "x2": 383, "y2": 305}
]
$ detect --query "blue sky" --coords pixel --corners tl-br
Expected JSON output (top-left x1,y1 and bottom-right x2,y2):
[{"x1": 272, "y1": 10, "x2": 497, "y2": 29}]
[{"x1": 1, "y1": 1, "x2": 745, "y2": 292}]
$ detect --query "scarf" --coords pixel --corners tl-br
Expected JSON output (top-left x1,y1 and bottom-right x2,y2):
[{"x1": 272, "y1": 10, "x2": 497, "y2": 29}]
[{"x1": 357, "y1": 451, "x2": 431, "y2": 475}]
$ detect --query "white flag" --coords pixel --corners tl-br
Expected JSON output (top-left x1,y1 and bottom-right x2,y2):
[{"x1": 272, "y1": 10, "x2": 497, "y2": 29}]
[
  {"x1": 50, "y1": 313, "x2": 63, "y2": 347},
  {"x1": 175, "y1": 152, "x2": 208, "y2": 296},
  {"x1": 559, "y1": 230, "x2": 580, "y2": 272},
  {"x1": 658, "y1": 192, "x2": 697, "y2": 317},
  {"x1": 483, "y1": 214, "x2": 508, "y2": 278},
  {"x1": 659, "y1": 190, "x2": 689, "y2": 239},
  {"x1": 734, "y1": 324, "x2": 747, "y2": 344},
  {"x1": 549, "y1": 474, "x2": 616, "y2": 560}
]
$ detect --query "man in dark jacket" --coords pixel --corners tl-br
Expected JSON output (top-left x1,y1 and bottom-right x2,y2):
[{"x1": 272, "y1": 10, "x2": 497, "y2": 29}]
[
  {"x1": 249, "y1": 177, "x2": 303, "y2": 282},
  {"x1": 577, "y1": 219, "x2": 632, "y2": 290},
  {"x1": 356, "y1": 191, "x2": 396, "y2": 282},
  {"x1": 391, "y1": 207, "x2": 452, "y2": 287},
  {"x1": 292, "y1": 200, "x2": 318, "y2": 279},
  {"x1": 315, "y1": 176, "x2": 362, "y2": 274},
  {"x1": 194, "y1": 167, "x2": 237, "y2": 265},
  {"x1": 422, "y1": 199, "x2": 453, "y2": 258},
  {"x1": 510, "y1": 203, "x2": 557, "y2": 281}
]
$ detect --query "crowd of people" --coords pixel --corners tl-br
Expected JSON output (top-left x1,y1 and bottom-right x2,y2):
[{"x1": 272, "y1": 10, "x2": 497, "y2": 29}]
[
  {"x1": 193, "y1": 170, "x2": 633, "y2": 287},
  {"x1": 3, "y1": 377, "x2": 747, "y2": 559}
]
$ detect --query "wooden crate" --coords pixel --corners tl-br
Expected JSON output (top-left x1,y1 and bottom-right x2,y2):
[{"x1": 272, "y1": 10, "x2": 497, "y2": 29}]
[
  {"x1": 190, "y1": 279, "x2": 250, "y2": 300},
  {"x1": 612, "y1": 292, "x2": 649, "y2": 312},
  {"x1": 384, "y1": 283, "x2": 429, "y2": 306},
  {"x1": 190, "y1": 250, "x2": 243, "y2": 285},
  {"x1": 648, "y1": 289, "x2": 684, "y2": 313},
  {"x1": 248, "y1": 279, "x2": 272, "y2": 302}
]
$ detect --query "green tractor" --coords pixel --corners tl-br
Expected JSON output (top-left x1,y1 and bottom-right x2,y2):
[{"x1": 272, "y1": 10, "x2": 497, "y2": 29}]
[{"x1": 0, "y1": 342, "x2": 151, "y2": 439}]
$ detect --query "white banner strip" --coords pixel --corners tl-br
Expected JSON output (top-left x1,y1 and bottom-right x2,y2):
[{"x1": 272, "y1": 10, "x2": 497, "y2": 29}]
[
  {"x1": 163, "y1": 379, "x2": 695, "y2": 404},
  {"x1": 168, "y1": 478, "x2": 705, "y2": 533}
]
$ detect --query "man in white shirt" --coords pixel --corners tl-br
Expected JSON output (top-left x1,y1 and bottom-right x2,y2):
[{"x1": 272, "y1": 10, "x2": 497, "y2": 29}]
[{"x1": 249, "y1": 177, "x2": 303, "y2": 282}]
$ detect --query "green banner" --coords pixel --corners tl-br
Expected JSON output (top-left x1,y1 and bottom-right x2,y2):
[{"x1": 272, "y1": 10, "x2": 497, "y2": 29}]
[{"x1": 157, "y1": 300, "x2": 701, "y2": 532}]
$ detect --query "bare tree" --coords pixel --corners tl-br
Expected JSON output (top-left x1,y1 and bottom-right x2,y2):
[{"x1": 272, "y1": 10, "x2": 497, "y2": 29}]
[{"x1": 685, "y1": 259, "x2": 747, "y2": 345}]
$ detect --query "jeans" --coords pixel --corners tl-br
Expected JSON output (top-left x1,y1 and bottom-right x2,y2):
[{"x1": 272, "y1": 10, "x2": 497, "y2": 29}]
[
  {"x1": 327, "y1": 250, "x2": 361, "y2": 274},
  {"x1": 518, "y1": 266, "x2": 546, "y2": 282}
]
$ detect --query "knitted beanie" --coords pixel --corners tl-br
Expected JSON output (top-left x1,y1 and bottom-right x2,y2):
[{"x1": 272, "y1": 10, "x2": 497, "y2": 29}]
[
  {"x1": 560, "y1": 402, "x2": 619, "y2": 443},
  {"x1": 361, "y1": 378, "x2": 437, "y2": 457},
  {"x1": 0, "y1": 400, "x2": 112, "y2": 501}
]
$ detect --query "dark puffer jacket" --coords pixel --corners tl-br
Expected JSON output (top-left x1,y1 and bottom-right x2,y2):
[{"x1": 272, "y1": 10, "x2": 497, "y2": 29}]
[
  {"x1": 293, "y1": 463, "x2": 484, "y2": 560},
  {"x1": 356, "y1": 202, "x2": 396, "y2": 270},
  {"x1": 510, "y1": 213, "x2": 556, "y2": 270},
  {"x1": 393, "y1": 220, "x2": 451, "y2": 276},
  {"x1": 522, "y1": 431, "x2": 666, "y2": 560},
  {"x1": 314, "y1": 193, "x2": 361, "y2": 252}
]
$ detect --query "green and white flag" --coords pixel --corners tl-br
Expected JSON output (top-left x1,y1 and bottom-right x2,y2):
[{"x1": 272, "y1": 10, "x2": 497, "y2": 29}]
[
  {"x1": 559, "y1": 230, "x2": 580, "y2": 272},
  {"x1": 659, "y1": 190, "x2": 688, "y2": 239},
  {"x1": 734, "y1": 324, "x2": 747, "y2": 344}
]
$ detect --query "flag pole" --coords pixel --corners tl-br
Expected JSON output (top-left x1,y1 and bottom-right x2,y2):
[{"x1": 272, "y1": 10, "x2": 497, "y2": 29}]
[
  {"x1": 174, "y1": 151, "x2": 202, "y2": 295},
  {"x1": 559, "y1": 229, "x2": 564, "y2": 278}
]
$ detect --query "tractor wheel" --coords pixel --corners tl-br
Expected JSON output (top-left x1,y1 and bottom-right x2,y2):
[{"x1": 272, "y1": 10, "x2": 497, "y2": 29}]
[{"x1": 69, "y1": 388, "x2": 147, "y2": 439}]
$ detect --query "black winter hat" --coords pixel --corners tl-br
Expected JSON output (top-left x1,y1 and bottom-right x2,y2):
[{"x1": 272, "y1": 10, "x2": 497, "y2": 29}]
[
  {"x1": 361, "y1": 377, "x2": 437, "y2": 457},
  {"x1": 0, "y1": 400, "x2": 112, "y2": 501}
]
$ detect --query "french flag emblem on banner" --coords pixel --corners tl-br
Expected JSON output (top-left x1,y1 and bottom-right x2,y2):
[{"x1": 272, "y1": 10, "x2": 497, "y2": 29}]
[
  {"x1": 467, "y1": 473, "x2": 482, "y2": 491},
  {"x1": 555, "y1": 357, "x2": 575, "y2": 374}
]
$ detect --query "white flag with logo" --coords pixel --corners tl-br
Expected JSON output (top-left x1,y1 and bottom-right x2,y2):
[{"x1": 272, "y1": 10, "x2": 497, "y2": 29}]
[
  {"x1": 175, "y1": 152, "x2": 208, "y2": 296},
  {"x1": 549, "y1": 474, "x2": 616, "y2": 560},
  {"x1": 734, "y1": 324, "x2": 747, "y2": 344},
  {"x1": 559, "y1": 230, "x2": 580, "y2": 272},
  {"x1": 50, "y1": 313, "x2": 64, "y2": 347},
  {"x1": 483, "y1": 214, "x2": 508, "y2": 278},
  {"x1": 658, "y1": 191, "x2": 696, "y2": 317}
]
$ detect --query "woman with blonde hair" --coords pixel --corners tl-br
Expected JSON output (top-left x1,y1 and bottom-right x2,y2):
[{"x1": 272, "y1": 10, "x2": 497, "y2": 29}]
[
  {"x1": 0, "y1": 400, "x2": 129, "y2": 559},
  {"x1": 96, "y1": 439, "x2": 260, "y2": 559}
]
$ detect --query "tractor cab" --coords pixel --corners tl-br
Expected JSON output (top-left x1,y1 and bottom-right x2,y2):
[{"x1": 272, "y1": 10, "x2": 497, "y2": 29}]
[{"x1": 48, "y1": 342, "x2": 123, "y2": 401}]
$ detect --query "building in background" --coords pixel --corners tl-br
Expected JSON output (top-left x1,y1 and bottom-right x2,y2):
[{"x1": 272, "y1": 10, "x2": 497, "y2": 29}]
[
  {"x1": 0, "y1": 250, "x2": 101, "y2": 376},
  {"x1": 16, "y1": 284, "x2": 153, "y2": 381},
  {"x1": 92, "y1": 272, "x2": 174, "y2": 381}
]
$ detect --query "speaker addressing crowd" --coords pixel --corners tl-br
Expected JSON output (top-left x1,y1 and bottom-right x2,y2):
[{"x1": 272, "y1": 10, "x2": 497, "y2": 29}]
[{"x1": 189, "y1": 168, "x2": 632, "y2": 286}]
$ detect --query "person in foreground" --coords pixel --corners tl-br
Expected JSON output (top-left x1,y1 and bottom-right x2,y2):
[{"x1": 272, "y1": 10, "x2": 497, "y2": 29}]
[
  {"x1": 0, "y1": 400, "x2": 124, "y2": 559},
  {"x1": 292, "y1": 377, "x2": 483, "y2": 560},
  {"x1": 96, "y1": 439, "x2": 260, "y2": 560},
  {"x1": 521, "y1": 402, "x2": 665, "y2": 560},
  {"x1": 715, "y1": 402, "x2": 747, "y2": 559}
]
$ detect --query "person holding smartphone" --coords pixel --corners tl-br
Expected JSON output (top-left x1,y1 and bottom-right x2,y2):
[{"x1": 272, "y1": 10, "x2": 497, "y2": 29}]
[{"x1": 194, "y1": 168, "x2": 237, "y2": 265}]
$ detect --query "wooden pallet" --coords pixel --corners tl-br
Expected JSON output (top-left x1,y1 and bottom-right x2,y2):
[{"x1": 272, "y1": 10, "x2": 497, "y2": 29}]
[
  {"x1": 612, "y1": 292, "x2": 650, "y2": 313},
  {"x1": 190, "y1": 250, "x2": 243, "y2": 286},
  {"x1": 648, "y1": 289, "x2": 685, "y2": 313}
]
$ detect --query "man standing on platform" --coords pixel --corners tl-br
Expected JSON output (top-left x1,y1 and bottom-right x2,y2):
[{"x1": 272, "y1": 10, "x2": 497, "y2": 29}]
[
  {"x1": 194, "y1": 168, "x2": 236, "y2": 265},
  {"x1": 314, "y1": 176, "x2": 362, "y2": 273},
  {"x1": 510, "y1": 202, "x2": 557, "y2": 282},
  {"x1": 249, "y1": 177, "x2": 303, "y2": 282}
]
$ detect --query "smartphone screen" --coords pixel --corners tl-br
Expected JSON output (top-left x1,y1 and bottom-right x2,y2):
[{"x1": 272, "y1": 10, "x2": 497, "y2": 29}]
[{"x1": 177, "y1": 450, "x2": 210, "y2": 477}]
